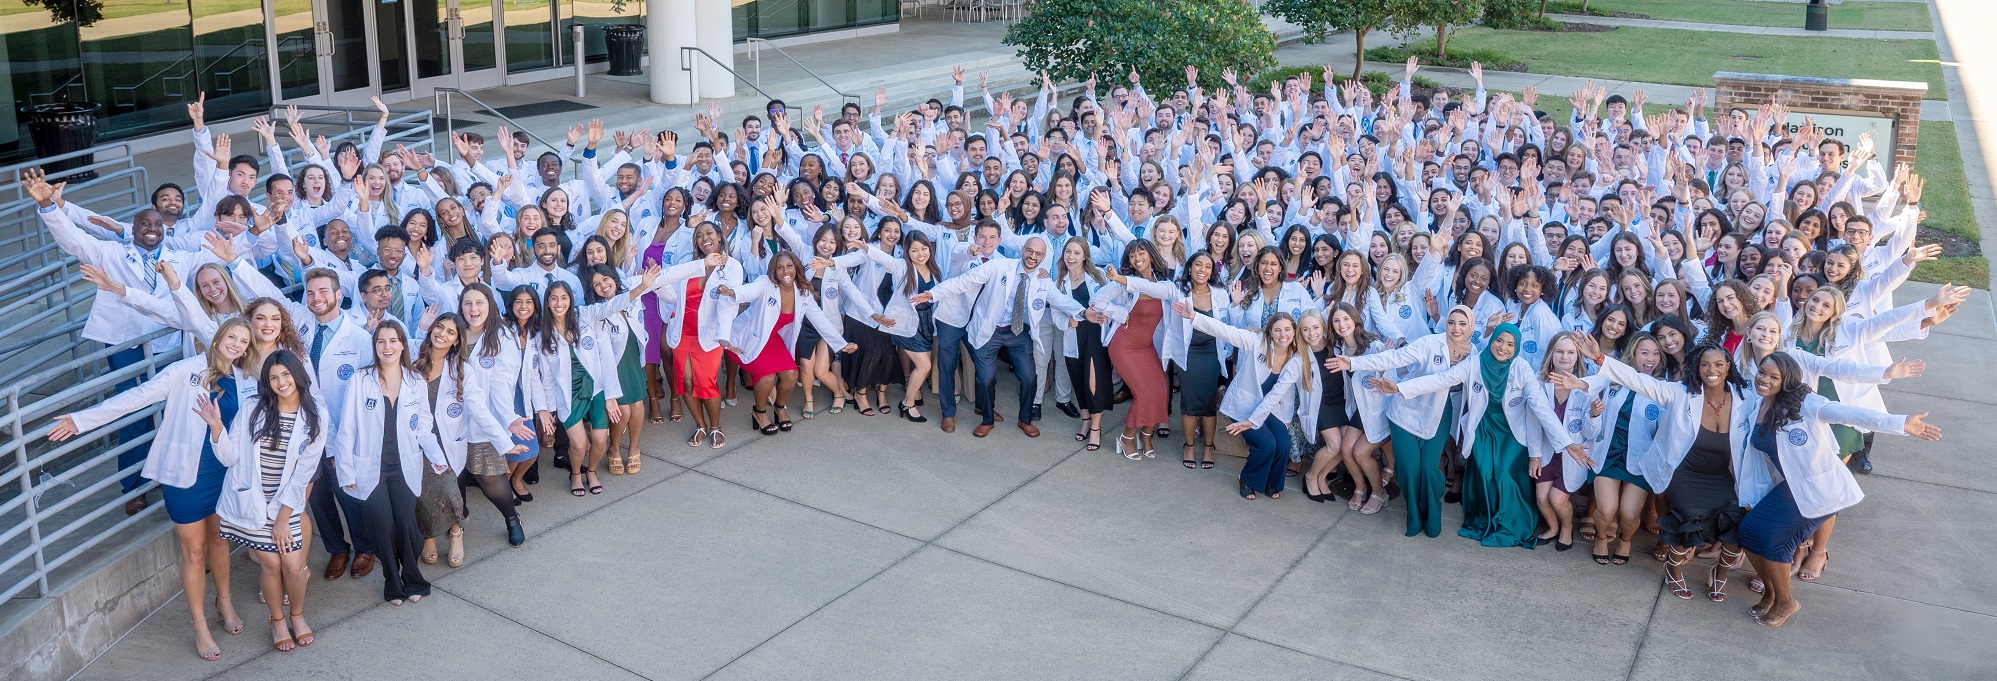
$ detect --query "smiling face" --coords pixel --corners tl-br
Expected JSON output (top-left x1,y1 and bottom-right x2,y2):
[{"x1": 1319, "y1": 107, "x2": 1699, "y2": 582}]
[
  {"x1": 248, "y1": 301, "x2": 285, "y2": 344},
  {"x1": 216, "y1": 325, "x2": 252, "y2": 361},
  {"x1": 1489, "y1": 332, "x2": 1517, "y2": 362},
  {"x1": 1698, "y1": 347, "x2": 1731, "y2": 388},
  {"x1": 1299, "y1": 314, "x2": 1325, "y2": 348},
  {"x1": 1755, "y1": 356, "x2": 1784, "y2": 397},
  {"x1": 374, "y1": 326, "x2": 406, "y2": 364},
  {"x1": 1269, "y1": 318, "x2": 1295, "y2": 347},
  {"x1": 1748, "y1": 316, "x2": 1783, "y2": 354}
]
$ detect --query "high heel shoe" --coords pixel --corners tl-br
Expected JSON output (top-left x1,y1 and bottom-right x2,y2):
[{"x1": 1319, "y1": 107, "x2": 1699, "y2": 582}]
[
  {"x1": 1115, "y1": 434, "x2": 1140, "y2": 461},
  {"x1": 899, "y1": 402, "x2": 927, "y2": 423}
]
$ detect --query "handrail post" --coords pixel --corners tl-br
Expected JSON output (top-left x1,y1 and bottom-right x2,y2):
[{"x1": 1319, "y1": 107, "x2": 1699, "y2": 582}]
[
  {"x1": 573, "y1": 25, "x2": 587, "y2": 98},
  {"x1": 11, "y1": 390, "x2": 49, "y2": 597}
]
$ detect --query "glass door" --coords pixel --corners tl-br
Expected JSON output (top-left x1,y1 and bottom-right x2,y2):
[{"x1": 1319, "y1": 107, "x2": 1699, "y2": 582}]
[
  {"x1": 272, "y1": 0, "x2": 387, "y2": 105},
  {"x1": 413, "y1": 0, "x2": 506, "y2": 96}
]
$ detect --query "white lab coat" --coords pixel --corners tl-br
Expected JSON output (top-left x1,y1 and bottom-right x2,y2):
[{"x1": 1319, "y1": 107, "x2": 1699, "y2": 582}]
[
  {"x1": 658, "y1": 257, "x2": 743, "y2": 352},
  {"x1": 69, "y1": 356, "x2": 259, "y2": 490},
  {"x1": 1346, "y1": 333, "x2": 1475, "y2": 440},
  {"x1": 213, "y1": 397, "x2": 329, "y2": 533},
  {"x1": 924, "y1": 256, "x2": 1086, "y2": 351},
  {"x1": 1392, "y1": 354, "x2": 1571, "y2": 459},
  {"x1": 329, "y1": 369, "x2": 448, "y2": 499},
  {"x1": 725, "y1": 277, "x2": 852, "y2": 365},
  {"x1": 1191, "y1": 312, "x2": 1302, "y2": 426},
  {"x1": 421, "y1": 355, "x2": 513, "y2": 473},
  {"x1": 1597, "y1": 356, "x2": 1747, "y2": 494},
  {"x1": 1732, "y1": 393, "x2": 1909, "y2": 519}
]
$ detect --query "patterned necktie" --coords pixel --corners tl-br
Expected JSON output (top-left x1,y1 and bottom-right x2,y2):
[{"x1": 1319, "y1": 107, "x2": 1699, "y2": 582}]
[
  {"x1": 1010, "y1": 272, "x2": 1029, "y2": 335},
  {"x1": 310, "y1": 323, "x2": 328, "y2": 366},
  {"x1": 142, "y1": 250, "x2": 159, "y2": 290},
  {"x1": 388, "y1": 277, "x2": 405, "y2": 323}
]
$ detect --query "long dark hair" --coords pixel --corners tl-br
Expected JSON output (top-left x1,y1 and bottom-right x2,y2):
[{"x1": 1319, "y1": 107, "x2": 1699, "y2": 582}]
[
  {"x1": 503, "y1": 285, "x2": 542, "y2": 338},
  {"x1": 899, "y1": 231, "x2": 942, "y2": 297},
  {"x1": 253, "y1": 350, "x2": 321, "y2": 443},
  {"x1": 413, "y1": 312, "x2": 468, "y2": 392},
  {"x1": 1757, "y1": 351, "x2": 1809, "y2": 427},
  {"x1": 538, "y1": 281, "x2": 580, "y2": 352},
  {"x1": 460, "y1": 283, "x2": 504, "y2": 358},
  {"x1": 1119, "y1": 238, "x2": 1165, "y2": 280}
]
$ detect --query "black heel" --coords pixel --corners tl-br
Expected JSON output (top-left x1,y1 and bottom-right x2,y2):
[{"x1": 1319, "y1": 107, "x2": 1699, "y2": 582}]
[
  {"x1": 754, "y1": 407, "x2": 778, "y2": 435},
  {"x1": 775, "y1": 405, "x2": 794, "y2": 431},
  {"x1": 1084, "y1": 427, "x2": 1101, "y2": 451}
]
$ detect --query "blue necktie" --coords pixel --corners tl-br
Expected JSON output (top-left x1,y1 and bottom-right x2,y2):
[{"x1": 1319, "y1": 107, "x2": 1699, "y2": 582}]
[{"x1": 310, "y1": 323, "x2": 328, "y2": 366}]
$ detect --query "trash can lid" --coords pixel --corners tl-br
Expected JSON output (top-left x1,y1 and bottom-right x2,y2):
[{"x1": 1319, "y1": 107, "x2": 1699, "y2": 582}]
[{"x1": 20, "y1": 102, "x2": 102, "y2": 116}]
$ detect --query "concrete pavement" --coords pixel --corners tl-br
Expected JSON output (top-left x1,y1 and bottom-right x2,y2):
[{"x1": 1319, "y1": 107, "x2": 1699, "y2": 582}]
[{"x1": 66, "y1": 288, "x2": 1997, "y2": 681}]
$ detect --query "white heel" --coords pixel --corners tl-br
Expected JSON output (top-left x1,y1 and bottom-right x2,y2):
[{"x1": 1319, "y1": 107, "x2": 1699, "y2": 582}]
[{"x1": 1117, "y1": 435, "x2": 1140, "y2": 461}]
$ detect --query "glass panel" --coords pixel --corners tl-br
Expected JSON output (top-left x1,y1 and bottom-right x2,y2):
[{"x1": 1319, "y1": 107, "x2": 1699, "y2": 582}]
[
  {"x1": 328, "y1": 0, "x2": 371, "y2": 91},
  {"x1": 415, "y1": 0, "x2": 448, "y2": 78},
  {"x1": 192, "y1": 0, "x2": 274, "y2": 121},
  {"x1": 1, "y1": 0, "x2": 84, "y2": 152},
  {"x1": 271, "y1": 0, "x2": 320, "y2": 99},
  {"x1": 376, "y1": 0, "x2": 409, "y2": 91},
  {"x1": 504, "y1": 0, "x2": 553, "y2": 70},
  {"x1": 807, "y1": 0, "x2": 845, "y2": 32},
  {"x1": 81, "y1": 0, "x2": 196, "y2": 140},
  {"x1": 854, "y1": 0, "x2": 895, "y2": 25},
  {"x1": 754, "y1": 0, "x2": 803, "y2": 38},
  {"x1": 565, "y1": 0, "x2": 636, "y2": 63},
  {"x1": 461, "y1": 0, "x2": 496, "y2": 72},
  {"x1": 731, "y1": 0, "x2": 747, "y2": 40}
]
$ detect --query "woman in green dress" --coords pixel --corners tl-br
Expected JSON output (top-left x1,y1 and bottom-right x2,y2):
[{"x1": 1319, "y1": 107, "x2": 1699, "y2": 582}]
[{"x1": 1367, "y1": 324, "x2": 1579, "y2": 548}]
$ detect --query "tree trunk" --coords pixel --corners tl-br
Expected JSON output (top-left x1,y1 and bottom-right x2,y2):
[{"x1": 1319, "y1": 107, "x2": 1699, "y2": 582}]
[
  {"x1": 1582, "y1": 0, "x2": 1594, "y2": 12},
  {"x1": 1539, "y1": 0, "x2": 1549, "y2": 18},
  {"x1": 1436, "y1": 25, "x2": 1451, "y2": 59},
  {"x1": 1351, "y1": 27, "x2": 1369, "y2": 81}
]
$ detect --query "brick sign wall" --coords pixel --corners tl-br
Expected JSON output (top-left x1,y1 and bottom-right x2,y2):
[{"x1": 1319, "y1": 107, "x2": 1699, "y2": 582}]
[{"x1": 1712, "y1": 71, "x2": 1926, "y2": 168}]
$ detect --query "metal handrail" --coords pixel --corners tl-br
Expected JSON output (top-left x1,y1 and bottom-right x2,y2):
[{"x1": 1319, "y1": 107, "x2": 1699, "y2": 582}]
[
  {"x1": 745, "y1": 38, "x2": 861, "y2": 107},
  {"x1": 431, "y1": 87, "x2": 571, "y2": 176},
  {"x1": 680, "y1": 46, "x2": 778, "y2": 103}
]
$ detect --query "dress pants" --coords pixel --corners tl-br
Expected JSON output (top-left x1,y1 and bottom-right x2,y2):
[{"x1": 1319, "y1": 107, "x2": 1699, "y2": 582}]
[
  {"x1": 107, "y1": 345, "x2": 152, "y2": 494},
  {"x1": 350, "y1": 481, "x2": 430, "y2": 601},
  {"x1": 935, "y1": 322, "x2": 970, "y2": 419},
  {"x1": 974, "y1": 327, "x2": 1037, "y2": 425},
  {"x1": 1031, "y1": 315, "x2": 1072, "y2": 407},
  {"x1": 309, "y1": 455, "x2": 373, "y2": 556},
  {"x1": 1240, "y1": 416, "x2": 1292, "y2": 495}
]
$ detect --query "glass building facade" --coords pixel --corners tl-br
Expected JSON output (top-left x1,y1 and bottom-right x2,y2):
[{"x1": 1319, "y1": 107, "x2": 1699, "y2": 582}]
[{"x1": 0, "y1": 0, "x2": 894, "y2": 161}]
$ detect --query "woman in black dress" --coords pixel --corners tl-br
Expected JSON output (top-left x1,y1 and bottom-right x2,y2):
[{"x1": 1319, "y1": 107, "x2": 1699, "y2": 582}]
[
  {"x1": 1173, "y1": 251, "x2": 1229, "y2": 468},
  {"x1": 1056, "y1": 238, "x2": 1112, "y2": 451}
]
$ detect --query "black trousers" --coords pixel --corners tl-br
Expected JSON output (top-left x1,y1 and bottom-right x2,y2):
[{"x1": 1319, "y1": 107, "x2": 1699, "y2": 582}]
[
  {"x1": 350, "y1": 478, "x2": 430, "y2": 601},
  {"x1": 310, "y1": 456, "x2": 373, "y2": 556}
]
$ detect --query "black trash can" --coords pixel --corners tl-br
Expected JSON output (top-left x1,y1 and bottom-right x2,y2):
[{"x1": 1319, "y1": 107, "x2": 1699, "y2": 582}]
[
  {"x1": 1804, "y1": 1, "x2": 1828, "y2": 31},
  {"x1": 604, "y1": 24, "x2": 645, "y2": 77},
  {"x1": 22, "y1": 102, "x2": 102, "y2": 181}
]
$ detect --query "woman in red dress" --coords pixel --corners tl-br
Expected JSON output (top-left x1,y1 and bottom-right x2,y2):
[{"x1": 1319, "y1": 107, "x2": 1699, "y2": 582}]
[
  {"x1": 1091, "y1": 239, "x2": 1173, "y2": 460},
  {"x1": 667, "y1": 223, "x2": 742, "y2": 449},
  {"x1": 726, "y1": 251, "x2": 855, "y2": 434}
]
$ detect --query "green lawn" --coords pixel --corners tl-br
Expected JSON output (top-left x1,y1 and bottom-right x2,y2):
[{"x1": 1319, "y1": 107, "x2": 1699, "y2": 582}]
[
  {"x1": 1910, "y1": 257, "x2": 1988, "y2": 289},
  {"x1": 1548, "y1": 0, "x2": 1933, "y2": 32},
  {"x1": 1431, "y1": 26, "x2": 1946, "y2": 100},
  {"x1": 1917, "y1": 122, "x2": 1976, "y2": 241}
]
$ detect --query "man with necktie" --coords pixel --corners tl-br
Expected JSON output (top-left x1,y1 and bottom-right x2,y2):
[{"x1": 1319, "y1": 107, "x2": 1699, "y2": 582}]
[{"x1": 913, "y1": 236, "x2": 1084, "y2": 438}]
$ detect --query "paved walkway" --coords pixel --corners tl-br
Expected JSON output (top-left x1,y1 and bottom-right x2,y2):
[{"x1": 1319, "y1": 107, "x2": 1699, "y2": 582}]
[{"x1": 1545, "y1": 13, "x2": 1934, "y2": 40}]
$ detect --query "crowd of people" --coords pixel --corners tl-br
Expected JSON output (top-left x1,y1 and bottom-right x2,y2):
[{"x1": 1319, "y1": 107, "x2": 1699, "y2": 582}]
[{"x1": 30, "y1": 54, "x2": 1967, "y2": 659}]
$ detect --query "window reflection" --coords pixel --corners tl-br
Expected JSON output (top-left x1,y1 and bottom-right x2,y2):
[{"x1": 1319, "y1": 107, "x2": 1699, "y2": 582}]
[
  {"x1": 505, "y1": 0, "x2": 553, "y2": 71},
  {"x1": 82, "y1": 0, "x2": 197, "y2": 139},
  {"x1": 193, "y1": 0, "x2": 275, "y2": 121},
  {"x1": 2, "y1": 0, "x2": 85, "y2": 151}
]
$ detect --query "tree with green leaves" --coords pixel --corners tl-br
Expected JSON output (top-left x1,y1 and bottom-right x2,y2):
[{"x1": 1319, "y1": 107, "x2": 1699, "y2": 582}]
[
  {"x1": 1262, "y1": 0, "x2": 1396, "y2": 81},
  {"x1": 1395, "y1": 0, "x2": 1485, "y2": 59},
  {"x1": 1004, "y1": 0, "x2": 1276, "y2": 90}
]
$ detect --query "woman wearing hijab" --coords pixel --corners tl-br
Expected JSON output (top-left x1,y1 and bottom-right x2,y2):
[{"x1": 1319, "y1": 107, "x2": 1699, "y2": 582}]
[
  {"x1": 1367, "y1": 323, "x2": 1577, "y2": 548},
  {"x1": 1328, "y1": 305, "x2": 1479, "y2": 538}
]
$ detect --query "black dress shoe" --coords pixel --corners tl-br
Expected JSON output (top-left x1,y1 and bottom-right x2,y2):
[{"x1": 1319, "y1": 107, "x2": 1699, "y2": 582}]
[
  {"x1": 506, "y1": 517, "x2": 525, "y2": 547},
  {"x1": 1031, "y1": 403, "x2": 1042, "y2": 421},
  {"x1": 1056, "y1": 401, "x2": 1080, "y2": 419}
]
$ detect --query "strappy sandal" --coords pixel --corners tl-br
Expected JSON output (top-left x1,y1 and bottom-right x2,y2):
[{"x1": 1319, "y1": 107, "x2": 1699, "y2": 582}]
[
  {"x1": 1712, "y1": 547, "x2": 1744, "y2": 602},
  {"x1": 1664, "y1": 548, "x2": 1694, "y2": 600},
  {"x1": 570, "y1": 473, "x2": 586, "y2": 497},
  {"x1": 776, "y1": 405, "x2": 795, "y2": 431},
  {"x1": 1348, "y1": 489, "x2": 1366, "y2": 511},
  {"x1": 1752, "y1": 604, "x2": 1797, "y2": 627},
  {"x1": 1202, "y1": 438, "x2": 1216, "y2": 468},
  {"x1": 447, "y1": 527, "x2": 464, "y2": 567},
  {"x1": 289, "y1": 610, "x2": 314, "y2": 647},
  {"x1": 754, "y1": 407, "x2": 777, "y2": 435},
  {"x1": 803, "y1": 396, "x2": 816, "y2": 419},
  {"x1": 710, "y1": 429, "x2": 726, "y2": 449},
  {"x1": 1798, "y1": 548, "x2": 1830, "y2": 581},
  {"x1": 269, "y1": 617, "x2": 295, "y2": 652},
  {"x1": 1611, "y1": 538, "x2": 1633, "y2": 565},
  {"x1": 688, "y1": 427, "x2": 707, "y2": 447},
  {"x1": 192, "y1": 620, "x2": 221, "y2": 661},
  {"x1": 829, "y1": 397, "x2": 846, "y2": 415},
  {"x1": 585, "y1": 467, "x2": 603, "y2": 495},
  {"x1": 1182, "y1": 443, "x2": 1196, "y2": 468},
  {"x1": 1789, "y1": 541, "x2": 1814, "y2": 576},
  {"x1": 1360, "y1": 489, "x2": 1387, "y2": 515},
  {"x1": 1117, "y1": 435, "x2": 1140, "y2": 461}
]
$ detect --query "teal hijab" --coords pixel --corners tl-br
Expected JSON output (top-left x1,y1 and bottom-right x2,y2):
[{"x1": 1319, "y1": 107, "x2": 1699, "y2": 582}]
[{"x1": 1482, "y1": 323, "x2": 1521, "y2": 397}]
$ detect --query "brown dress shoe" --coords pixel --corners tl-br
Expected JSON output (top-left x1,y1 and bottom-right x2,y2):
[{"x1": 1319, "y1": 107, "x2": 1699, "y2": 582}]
[
  {"x1": 349, "y1": 553, "x2": 376, "y2": 578},
  {"x1": 941, "y1": 417, "x2": 956, "y2": 433},
  {"x1": 973, "y1": 423, "x2": 994, "y2": 438},
  {"x1": 124, "y1": 495, "x2": 149, "y2": 517},
  {"x1": 322, "y1": 553, "x2": 350, "y2": 581},
  {"x1": 1018, "y1": 422, "x2": 1040, "y2": 437}
]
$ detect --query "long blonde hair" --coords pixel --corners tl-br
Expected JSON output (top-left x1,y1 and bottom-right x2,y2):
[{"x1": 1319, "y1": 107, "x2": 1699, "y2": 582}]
[
  {"x1": 1791, "y1": 286, "x2": 1846, "y2": 352},
  {"x1": 1264, "y1": 311, "x2": 1311, "y2": 393},
  {"x1": 187, "y1": 262, "x2": 249, "y2": 320},
  {"x1": 202, "y1": 318, "x2": 255, "y2": 390}
]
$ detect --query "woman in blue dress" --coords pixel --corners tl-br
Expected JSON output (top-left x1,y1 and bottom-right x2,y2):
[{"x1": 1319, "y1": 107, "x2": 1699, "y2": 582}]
[{"x1": 51, "y1": 319, "x2": 258, "y2": 661}]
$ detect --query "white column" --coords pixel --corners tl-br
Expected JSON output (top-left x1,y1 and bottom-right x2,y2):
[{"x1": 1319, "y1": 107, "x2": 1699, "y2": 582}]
[
  {"x1": 649, "y1": 0, "x2": 700, "y2": 105},
  {"x1": 693, "y1": 0, "x2": 735, "y2": 99}
]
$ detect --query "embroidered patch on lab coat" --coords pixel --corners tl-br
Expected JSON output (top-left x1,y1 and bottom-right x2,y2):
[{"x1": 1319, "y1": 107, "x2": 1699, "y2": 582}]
[
  {"x1": 338, "y1": 364, "x2": 355, "y2": 380},
  {"x1": 1399, "y1": 306, "x2": 1412, "y2": 319},
  {"x1": 1644, "y1": 404, "x2": 1660, "y2": 420},
  {"x1": 365, "y1": 398, "x2": 378, "y2": 411},
  {"x1": 581, "y1": 336, "x2": 595, "y2": 351},
  {"x1": 1508, "y1": 396, "x2": 1523, "y2": 408},
  {"x1": 1523, "y1": 340, "x2": 1538, "y2": 354},
  {"x1": 409, "y1": 413, "x2": 421, "y2": 430},
  {"x1": 1568, "y1": 419, "x2": 1584, "y2": 433},
  {"x1": 1788, "y1": 429, "x2": 1808, "y2": 446},
  {"x1": 446, "y1": 402, "x2": 463, "y2": 418}
]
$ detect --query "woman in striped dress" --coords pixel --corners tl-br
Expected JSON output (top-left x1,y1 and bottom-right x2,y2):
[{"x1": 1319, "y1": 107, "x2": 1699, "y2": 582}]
[{"x1": 217, "y1": 350, "x2": 328, "y2": 652}]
